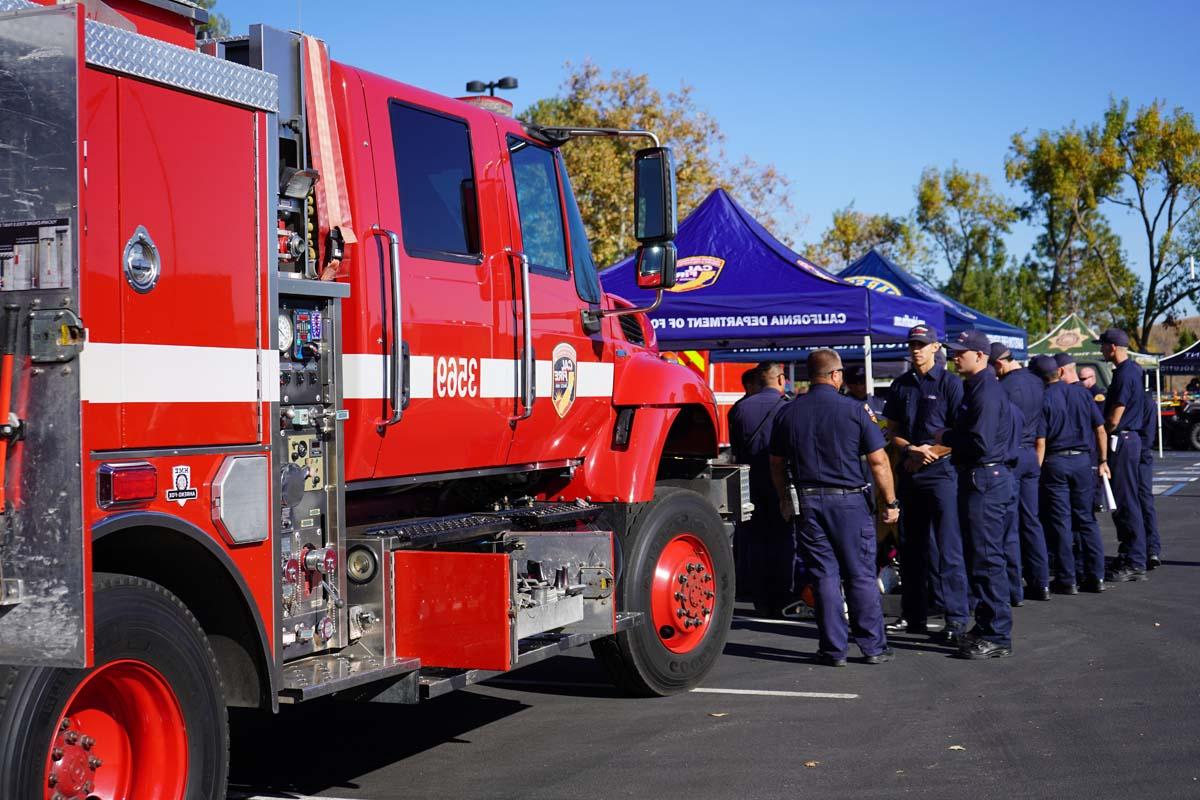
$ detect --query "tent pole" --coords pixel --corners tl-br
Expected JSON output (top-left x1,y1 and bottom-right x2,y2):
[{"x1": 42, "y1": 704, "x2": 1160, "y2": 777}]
[
  {"x1": 864, "y1": 335, "x2": 874, "y2": 395},
  {"x1": 1156, "y1": 365, "x2": 1163, "y2": 458}
]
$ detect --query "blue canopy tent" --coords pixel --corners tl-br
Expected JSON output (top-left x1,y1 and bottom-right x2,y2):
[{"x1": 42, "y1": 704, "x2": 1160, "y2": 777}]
[
  {"x1": 840, "y1": 249, "x2": 1029, "y2": 359},
  {"x1": 599, "y1": 190, "x2": 946, "y2": 387},
  {"x1": 1160, "y1": 338, "x2": 1200, "y2": 375}
]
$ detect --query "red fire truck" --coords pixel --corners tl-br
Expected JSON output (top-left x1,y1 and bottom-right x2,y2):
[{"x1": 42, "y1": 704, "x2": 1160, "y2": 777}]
[{"x1": 0, "y1": 2, "x2": 747, "y2": 797}]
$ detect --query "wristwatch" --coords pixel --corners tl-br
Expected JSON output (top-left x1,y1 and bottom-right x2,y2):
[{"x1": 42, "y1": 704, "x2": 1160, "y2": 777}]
[{"x1": 885, "y1": 499, "x2": 901, "y2": 510}]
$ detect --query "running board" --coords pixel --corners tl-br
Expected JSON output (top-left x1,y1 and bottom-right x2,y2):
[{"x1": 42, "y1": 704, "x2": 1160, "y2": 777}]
[
  {"x1": 417, "y1": 611, "x2": 641, "y2": 701},
  {"x1": 278, "y1": 641, "x2": 421, "y2": 703}
]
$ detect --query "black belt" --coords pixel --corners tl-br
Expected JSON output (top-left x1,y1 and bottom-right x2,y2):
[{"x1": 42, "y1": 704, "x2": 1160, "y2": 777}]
[
  {"x1": 797, "y1": 486, "x2": 867, "y2": 496},
  {"x1": 1048, "y1": 449, "x2": 1088, "y2": 456},
  {"x1": 964, "y1": 461, "x2": 1003, "y2": 469}
]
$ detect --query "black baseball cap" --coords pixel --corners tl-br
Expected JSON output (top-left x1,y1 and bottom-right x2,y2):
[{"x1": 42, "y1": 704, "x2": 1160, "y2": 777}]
[
  {"x1": 1054, "y1": 352, "x2": 1076, "y2": 368},
  {"x1": 1094, "y1": 327, "x2": 1131, "y2": 347},
  {"x1": 946, "y1": 329, "x2": 990, "y2": 354},
  {"x1": 988, "y1": 342, "x2": 1012, "y2": 363},
  {"x1": 1030, "y1": 355, "x2": 1058, "y2": 378},
  {"x1": 906, "y1": 325, "x2": 939, "y2": 345},
  {"x1": 846, "y1": 365, "x2": 867, "y2": 383}
]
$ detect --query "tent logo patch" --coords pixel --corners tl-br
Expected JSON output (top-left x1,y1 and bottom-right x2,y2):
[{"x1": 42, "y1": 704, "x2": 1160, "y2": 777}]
[
  {"x1": 668, "y1": 256, "x2": 725, "y2": 293},
  {"x1": 551, "y1": 343, "x2": 578, "y2": 418},
  {"x1": 1049, "y1": 327, "x2": 1086, "y2": 350},
  {"x1": 845, "y1": 275, "x2": 902, "y2": 296}
]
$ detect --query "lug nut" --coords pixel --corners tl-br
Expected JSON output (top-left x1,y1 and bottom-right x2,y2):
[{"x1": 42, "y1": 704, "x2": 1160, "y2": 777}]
[
  {"x1": 60, "y1": 718, "x2": 71, "y2": 731},
  {"x1": 687, "y1": 563, "x2": 696, "y2": 573},
  {"x1": 51, "y1": 748, "x2": 63, "y2": 761},
  {"x1": 81, "y1": 736, "x2": 94, "y2": 750},
  {"x1": 89, "y1": 756, "x2": 102, "y2": 769},
  {"x1": 84, "y1": 782, "x2": 94, "y2": 793},
  {"x1": 47, "y1": 773, "x2": 57, "y2": 787},
  {"x1": 673, "y1": 592, "x2": 683, "y2": 601},
  {"x1": 64, "y1": 731, "x2": 78, "y2": 745},
  {"x1": 678, "y1": 575, "x2": 687, "y2": 584},
  {"x1": 676, "y1": 609, "x2": 685, "y2": 618}
]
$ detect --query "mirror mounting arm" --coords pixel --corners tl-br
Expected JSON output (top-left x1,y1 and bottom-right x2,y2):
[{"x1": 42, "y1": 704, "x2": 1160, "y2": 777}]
[{"x1": 581, "y1": 290, "x2": 664, "y2": 329}]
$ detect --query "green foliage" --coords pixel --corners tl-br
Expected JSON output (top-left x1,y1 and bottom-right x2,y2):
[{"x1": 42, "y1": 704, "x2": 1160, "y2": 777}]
[
  {"x1": 1177, "y1": 326, "x2": 1198, "y2": 351},
  {"x1": 1006, "y1": 126, "x2": 1143, "y2": 334},
  {"x1": 914, "y1": 166, "x2": 1018, "y2": 312},
  {"x1": 194, "y1": 0, "x2": 230, "y2": 38},
  {"x1": 523, "y1": 63, "x2": 793, "y2": 267},
  {"x1": 802, "y1": 203, "x2": 926, "y2": 272}
]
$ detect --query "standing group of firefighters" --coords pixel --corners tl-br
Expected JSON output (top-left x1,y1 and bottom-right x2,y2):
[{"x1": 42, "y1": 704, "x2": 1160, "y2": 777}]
[{"x1": 729, "y1": 325, "x2": 1160, "y2": 663}]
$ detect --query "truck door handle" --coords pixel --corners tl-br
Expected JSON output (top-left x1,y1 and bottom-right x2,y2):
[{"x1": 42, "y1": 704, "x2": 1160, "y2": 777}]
[
  {"x1": 368, "y1": 225, "x2": 406, "y2": 429},
  {"x1": 512, "y1": 251, "x2": 534, "y2": 421}
]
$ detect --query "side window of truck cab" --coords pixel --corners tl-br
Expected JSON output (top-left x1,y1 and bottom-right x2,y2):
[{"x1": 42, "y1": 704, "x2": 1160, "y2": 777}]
[
  {"x1": 390, "y1": 100, "x2": 481, "y2": 263},
  {"x1": 507, "y1": 136, "x2": 568, "y2": 276}
]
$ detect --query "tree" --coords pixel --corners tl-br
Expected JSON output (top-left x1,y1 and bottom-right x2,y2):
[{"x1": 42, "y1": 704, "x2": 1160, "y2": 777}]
[
  {"x1": 523, "y1": 63, "x2": 794, "y2": 267},
  {"x1": 1088, "y1": 99, "x2": 1200, "y2": 348},
  {"x1": 914, "y1": 165, "x2": 1018, "y2": 308},
  {"x1": 802, "y1": 203, "x2": 926, "y2": 272},
  {"x1": 194, "y1": 0, "x2": 230, "y2": 38},
  {"x1": 1006, "y1": 126, "x2": 1143, "y2": 333},
  {"x1": 1177, "y1": 326, "x2": 1198, "y2": 351}
]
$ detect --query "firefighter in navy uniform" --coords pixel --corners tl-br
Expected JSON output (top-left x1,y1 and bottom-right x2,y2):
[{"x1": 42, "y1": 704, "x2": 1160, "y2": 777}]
[
  {"x1": 989, "y1": 343, "x2": 1051, "y2": 602},
  {"x1": 1032, "y1": 355, "x2": 1111, "y2": 593},
  {"x1": 729, "y1": 362, "x2": 792, "y2": 614},
  {"x1": 1099, "y1": 328, "x2": 1151, "y2": 582},
  {"x1": 1138, "y1": 385, "x2": 1162, "y2": 571},
  {"x1": 769, "y1": 349, "x2": 900, "y2": 666},
  {"x1": 845, "y1": 365, "x2": 885, "y2": 416},
  {"x1": 937, "y1": 330, "x2": 1015, "y2": 659},
  {"x1": 730, "y1": 366, "x2": 766, "y2": 596},
  {"x1": 883, "y1": 325, "x2": 969, "y2": 643}
]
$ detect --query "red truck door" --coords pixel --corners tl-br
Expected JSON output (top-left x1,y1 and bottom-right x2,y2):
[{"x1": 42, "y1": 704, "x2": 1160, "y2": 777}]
[
  {"x1": 496, "y1": 127, "x2": 614, "y2": 465},
  {"x1": 343, "y1": 75, "x2": 515, "y2": 480},
  {"x1": 111, "y1": 79, "x2": 263, "y2": 448}
]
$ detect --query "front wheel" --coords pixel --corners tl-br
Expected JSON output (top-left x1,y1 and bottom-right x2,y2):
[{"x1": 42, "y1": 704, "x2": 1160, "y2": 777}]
[
  {"x1": 0, "y1": 573, "x2": 228, "y2": 800},
  {"x1": 592, "y1": 487, "x2": 734, "y2": 696},
  {"x1": 1188, "y1": 420, "x2": 1200, "y2": 451}
]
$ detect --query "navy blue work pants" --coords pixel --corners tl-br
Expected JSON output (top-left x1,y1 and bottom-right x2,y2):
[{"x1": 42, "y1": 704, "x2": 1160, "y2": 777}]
[
  {"x1": 1040, "y1": 452, "x2": 1105, "y2": 583},
  {"x1": 1111, "y1": 432, "x2": 1147, "y2": 569},
  {"x1": 1138, "y1": 446, "x2": 1161, "y2": 559},
  {"x1": 1013, "y1": 447, "x2": 1049, "y2": 588},
  {"x1": 898, "y1": 459, "x2": 969, "y2": 632},
  {"x1": 1003, "y1": 475, "x2": 1022, "y2": 605},
  {"x1": 795, "y1": 492, "x2": 887, "y2": 659},
  {"x1": 745, "y1": 502, "x2": 797, "y2": 611},
  {"x1": 958, "y1": 464, "x2": 1014, "y2": 646}
]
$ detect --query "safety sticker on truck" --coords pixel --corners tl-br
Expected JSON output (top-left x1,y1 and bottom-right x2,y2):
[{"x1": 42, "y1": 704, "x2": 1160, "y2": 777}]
[{"x1": 167, "y1": 465, "x2": 199, "y2": 506}]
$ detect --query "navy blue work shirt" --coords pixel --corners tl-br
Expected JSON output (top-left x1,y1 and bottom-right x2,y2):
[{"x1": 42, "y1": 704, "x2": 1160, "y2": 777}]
[
  {"x1": 1139, "y1": 389, "x2": 1158, "y2": 449},
  {"x1": 883, "y1": 364, "x2": 963, "y2": 445},
  {"x1": 943, "y1": 366, "x2": 1012, "y2": 467},
  {"x1": 1042, "y1": 381, "x2": 1104, "y2": 452},
  {"x1": 1104, "y1": 358, "x2": 1147, "y2": 434},
  {"x1": 729, "y1": 387, "x2": 788, "y2": 502},
  {"x1": 1000, "y1": 367, "x2": 1046, "y2": 447},
  {"x1": 770, "y1": 384, "x2": 886, "y2": 489}
]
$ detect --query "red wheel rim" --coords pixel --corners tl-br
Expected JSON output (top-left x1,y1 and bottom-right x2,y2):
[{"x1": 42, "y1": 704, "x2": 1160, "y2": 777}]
[
  {"x1": 651, "y1": 533, "x2": 717, "y2": 653},
  {"x1": 44, "y1": 659, "x2": 187, "y2": 800}
]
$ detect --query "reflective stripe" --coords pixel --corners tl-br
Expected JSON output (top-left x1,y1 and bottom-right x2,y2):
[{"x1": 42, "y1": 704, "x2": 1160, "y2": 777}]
[
  {"x1": 81, "y1": 343, "x2": 259, "y2": 403},
  {"x1": 342, "y1": 354, "x2": 614, "y2": 400}
]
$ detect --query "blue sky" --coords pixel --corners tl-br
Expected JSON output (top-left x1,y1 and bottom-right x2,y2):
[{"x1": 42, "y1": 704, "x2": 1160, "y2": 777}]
[{"x1": 220, "y1": 0, "x2": 1200, "y2": 292}]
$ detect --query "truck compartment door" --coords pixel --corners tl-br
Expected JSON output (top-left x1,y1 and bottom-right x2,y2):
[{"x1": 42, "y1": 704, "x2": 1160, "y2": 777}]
[{"x1": 0, "y1": 5, "x2": 88, "y2": 667}]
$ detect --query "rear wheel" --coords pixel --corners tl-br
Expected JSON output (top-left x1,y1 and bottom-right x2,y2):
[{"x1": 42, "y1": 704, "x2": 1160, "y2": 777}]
[
  {"x1": 1188, "y1": 420, "x2": 1200, "y2": 451},
  {"x1": 0, "y1": 573, "x2": 228, "y2": 800},
  {"x1": 592, "y1": 487, "x2": 734, "y2": 696}
]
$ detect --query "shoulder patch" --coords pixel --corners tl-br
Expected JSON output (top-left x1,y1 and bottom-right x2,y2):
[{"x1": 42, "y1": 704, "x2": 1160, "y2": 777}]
[
  {"x1": 863, "y1": 402, "x2": 879, "y2": 423},
  {"x1": 1096, "y1": 393, "x2": 1106, "y2": 402}
]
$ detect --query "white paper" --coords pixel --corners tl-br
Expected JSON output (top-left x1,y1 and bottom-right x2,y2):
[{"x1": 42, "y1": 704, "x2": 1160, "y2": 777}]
[
  {"x1": 1102, "y1": 473, "x2": 1117, "y2": 511},
  {"x1": 1109, "y1": 434, "x2": 1119, "y2": 454}
]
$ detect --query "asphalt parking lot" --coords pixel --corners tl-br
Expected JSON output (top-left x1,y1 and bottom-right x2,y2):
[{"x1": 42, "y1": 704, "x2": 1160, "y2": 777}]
[{"x1": 229, "y1": 452, "x2": 1200, "y2": 800}]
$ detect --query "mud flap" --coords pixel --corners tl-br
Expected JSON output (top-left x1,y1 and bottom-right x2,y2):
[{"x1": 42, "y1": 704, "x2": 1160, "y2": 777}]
[{"x1": 0, "y1": 4, "x2": 87, "y2": 667}]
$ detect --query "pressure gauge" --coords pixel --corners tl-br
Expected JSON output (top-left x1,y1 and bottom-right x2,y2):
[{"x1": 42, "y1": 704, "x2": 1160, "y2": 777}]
[{"x1": 278, "y1": 313, "x2": 294, "y2": 353}]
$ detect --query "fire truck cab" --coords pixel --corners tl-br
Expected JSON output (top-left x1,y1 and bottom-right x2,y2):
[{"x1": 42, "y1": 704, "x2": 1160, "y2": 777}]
[{"x1": 0, "y1": 1, "x2": 745, "y2": 797}]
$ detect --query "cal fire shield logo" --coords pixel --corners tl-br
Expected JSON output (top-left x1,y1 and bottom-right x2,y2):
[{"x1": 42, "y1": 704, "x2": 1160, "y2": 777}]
[
  {"x1": 551, "y1": 343, "x2": 577, "y2": 418},
  {"x1": 667, "y1": 256, "x2": 725, "y2": 293},
  {"x1": 166, "y1": 465, "x2": 199, "y2": 506},
  {"x1": 844, "y1": 275, "x2": 902, "y2": 296}
]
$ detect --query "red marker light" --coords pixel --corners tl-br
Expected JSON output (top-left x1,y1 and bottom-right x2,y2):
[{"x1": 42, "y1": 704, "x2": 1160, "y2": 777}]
[{"x1": 97, "y1": 462, "x2": 158, "y2": 508}]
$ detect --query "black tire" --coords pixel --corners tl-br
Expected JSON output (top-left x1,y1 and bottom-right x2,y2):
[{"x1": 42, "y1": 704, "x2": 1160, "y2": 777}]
[
  {"x1": 0, "y1": 573, "x2": 228, "y2": 799},
  {"x1": 592, "y1": 487, "x2": 734, "y2": 696},
  {"x1": 1188, "y1": 421, "x2": 1200, "y2": 451}
]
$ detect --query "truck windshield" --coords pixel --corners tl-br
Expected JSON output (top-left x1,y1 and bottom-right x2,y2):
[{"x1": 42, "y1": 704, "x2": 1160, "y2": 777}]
[{"x1": 558, "y1": 157, "x2": 601, "y2": 305}]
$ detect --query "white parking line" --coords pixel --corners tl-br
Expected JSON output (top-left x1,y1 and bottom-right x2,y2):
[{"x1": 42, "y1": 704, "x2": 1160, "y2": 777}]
[
  {"x1": 231, "y1": 795, "x2": 362, "y2": 800},
  {"x1": 733, "y1": 615, "x2": 813, "y2": 627},
  {"x1": 483, "y1": 678, "x2": 857, "y2": 700},
  {"x1": 692, "y1": 687, "x2": 858, "y2": 700}
]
